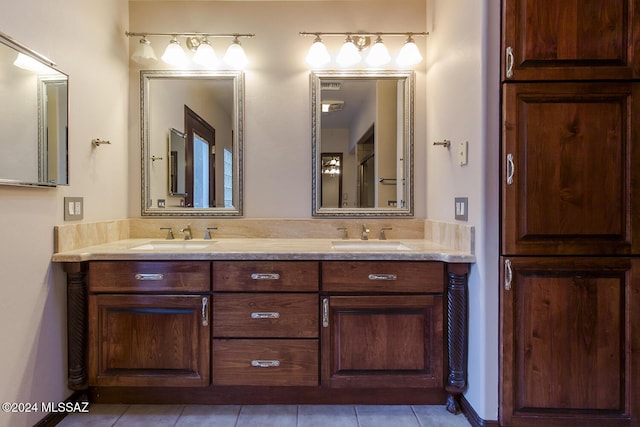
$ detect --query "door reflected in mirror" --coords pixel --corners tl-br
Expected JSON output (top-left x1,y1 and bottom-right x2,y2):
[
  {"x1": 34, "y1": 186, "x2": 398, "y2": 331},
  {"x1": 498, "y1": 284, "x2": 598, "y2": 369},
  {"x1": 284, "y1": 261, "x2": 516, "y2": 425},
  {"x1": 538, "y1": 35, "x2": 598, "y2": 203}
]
[
  {"x1": 312, "y1": 70, "x2": 414, "y2": 217},
  {"x1": 141, "y1": 70, "x2": 243, "y2": 216}
]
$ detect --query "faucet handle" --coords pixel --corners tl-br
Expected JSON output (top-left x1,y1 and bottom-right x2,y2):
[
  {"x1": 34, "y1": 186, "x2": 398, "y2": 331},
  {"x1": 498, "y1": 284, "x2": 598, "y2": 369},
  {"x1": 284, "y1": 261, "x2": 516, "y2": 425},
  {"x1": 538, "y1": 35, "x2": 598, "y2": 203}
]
[
  {"x1": 379, "y1": 227, "x2": 392, "y2": 240},
  {"x1": 361, "y1": 224, "x2": 370, "y2": 240},
  {"x1": 160, "y1": 227, "x2": 174, "y2": 240},
  {"x1": 204, "y1": 227, "x2": 218, "y2": 240},
  {"x1": 337, "y1": 227, "x2": 348, "y2": 240}
]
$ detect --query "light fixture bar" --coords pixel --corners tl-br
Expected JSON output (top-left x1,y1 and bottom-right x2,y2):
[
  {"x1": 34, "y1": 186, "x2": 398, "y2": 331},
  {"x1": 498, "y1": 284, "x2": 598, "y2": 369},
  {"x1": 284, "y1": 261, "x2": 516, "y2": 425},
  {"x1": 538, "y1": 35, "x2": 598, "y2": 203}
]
[
  {"x1": 299, "y1": 32, "x2": 428, "y2": 38},
  {"x1": 126, "y1": 31, "x2": 255, "y2": 39}
]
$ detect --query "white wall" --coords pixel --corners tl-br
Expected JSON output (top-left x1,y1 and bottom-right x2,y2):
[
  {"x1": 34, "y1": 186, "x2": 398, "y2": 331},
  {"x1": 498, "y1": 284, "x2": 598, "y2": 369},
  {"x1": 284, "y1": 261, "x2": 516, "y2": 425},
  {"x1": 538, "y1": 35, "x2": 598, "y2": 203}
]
[
  {"x1": 425, "y1": 0, "x2": 500, "y2": 421},
  {"x1": 128, "y1": 0, "x2": 427, "y2": 218},
  {"x1": 0, "y1": 1, "x2": 129, "y2": 426}
]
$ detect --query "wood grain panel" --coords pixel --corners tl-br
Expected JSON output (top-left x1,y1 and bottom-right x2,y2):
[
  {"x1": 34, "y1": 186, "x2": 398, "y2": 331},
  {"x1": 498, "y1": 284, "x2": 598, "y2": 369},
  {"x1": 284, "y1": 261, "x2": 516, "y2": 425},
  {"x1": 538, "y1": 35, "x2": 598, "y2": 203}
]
[
  {"x1": 89, "y1": 261, "x2": 210, "y2": 292},
  {"x1": 213, "y1": 261, "x2": 319, "y2": 291}
]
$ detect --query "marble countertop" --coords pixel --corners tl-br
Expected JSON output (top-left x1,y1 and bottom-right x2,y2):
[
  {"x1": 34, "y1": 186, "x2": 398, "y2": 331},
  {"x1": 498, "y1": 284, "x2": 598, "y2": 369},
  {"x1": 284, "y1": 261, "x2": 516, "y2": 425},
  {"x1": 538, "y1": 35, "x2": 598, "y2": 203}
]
[{"x1": 51, "y1": 238, "x2": 475, "y2": 263}]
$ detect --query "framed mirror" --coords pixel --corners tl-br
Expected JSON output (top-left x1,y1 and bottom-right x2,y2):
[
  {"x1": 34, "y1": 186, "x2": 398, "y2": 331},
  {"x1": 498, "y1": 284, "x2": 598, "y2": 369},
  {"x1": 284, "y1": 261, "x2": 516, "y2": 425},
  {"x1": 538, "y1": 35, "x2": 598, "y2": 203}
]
[
  {"x1": 311, "y1": 70, "x2": 414, "y2": 217},
  {"x1": 141, "y1": 70, "x2": 243, "y2": 216},
  {"x1": 0, "y1": 32, "x2": 68, "y2": 187}
]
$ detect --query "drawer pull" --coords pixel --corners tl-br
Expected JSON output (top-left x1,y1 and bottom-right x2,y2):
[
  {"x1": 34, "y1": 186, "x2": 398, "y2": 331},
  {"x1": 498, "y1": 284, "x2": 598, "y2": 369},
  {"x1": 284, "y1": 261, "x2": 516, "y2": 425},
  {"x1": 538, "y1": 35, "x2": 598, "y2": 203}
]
[
  {"x1": 251, "y1": 359, "x2": 280, "y2": 368},
  {"x1": 368, "y1": 273, "x2": 397, "y2": 281},
  {"x1": 251, "y1": 273, "x2": 281, "y2": 280},
  {"x1": 134, "y1": 273, "x2": 164, "y2": 281},
  {"x1": 251, "y1": 312, "x2": 280, "y2": 319}
]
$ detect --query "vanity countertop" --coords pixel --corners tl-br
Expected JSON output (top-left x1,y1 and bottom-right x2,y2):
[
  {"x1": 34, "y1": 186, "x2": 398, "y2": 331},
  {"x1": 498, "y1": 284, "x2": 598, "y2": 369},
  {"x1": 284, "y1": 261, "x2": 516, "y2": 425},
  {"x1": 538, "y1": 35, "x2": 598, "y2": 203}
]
[{"x1": 51, "y1": 238, "x2": 475, "y2": 263}]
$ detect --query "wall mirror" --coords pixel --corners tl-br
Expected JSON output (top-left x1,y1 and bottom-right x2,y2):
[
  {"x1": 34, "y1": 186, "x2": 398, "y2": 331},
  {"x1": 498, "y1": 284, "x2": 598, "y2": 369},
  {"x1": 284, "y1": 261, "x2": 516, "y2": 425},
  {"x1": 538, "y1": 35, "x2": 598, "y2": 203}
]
[
  {"x1": 311, "y1": 70, "x2": 414, "y2": 217},
  {"x1": 0, "y1": 32, "x2": 68, "y2": 187},
  {"x1": 141, "y1": 70, "x2": 243, "y2": 216}
]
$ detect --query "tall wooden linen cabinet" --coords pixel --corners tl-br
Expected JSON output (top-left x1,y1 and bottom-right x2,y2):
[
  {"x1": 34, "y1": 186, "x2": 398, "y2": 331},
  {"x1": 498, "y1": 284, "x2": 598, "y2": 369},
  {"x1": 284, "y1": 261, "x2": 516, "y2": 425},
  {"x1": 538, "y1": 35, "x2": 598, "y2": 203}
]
[{"x1": 500, "y1": 1, "x2": 640, "y2": 426}]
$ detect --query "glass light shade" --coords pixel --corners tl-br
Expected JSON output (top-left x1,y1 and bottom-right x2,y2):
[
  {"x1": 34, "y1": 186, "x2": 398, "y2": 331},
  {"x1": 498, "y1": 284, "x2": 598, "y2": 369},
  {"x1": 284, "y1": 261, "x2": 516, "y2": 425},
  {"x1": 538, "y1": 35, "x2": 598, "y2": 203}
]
[
  {"x1": 193, "y1": 39, "x2": 218, "y2": 67},
  {"x1": 131, "y1": 38, "x2": 157, "y2": 65},
  {"x1": 396, "y1": 38, "x2": 423, "y2": 67},
  {"x1": 161, "y1": 38, "x2": 187, "y2": 66},
  {"x1": 223, "y1": 39, "x2": 248, "y2": 69},
  {"x1": 366, "y1": 37, "x2": 391, "y2": 66},
  {"x1": 305, "y1": 38, "x2": 330, "y2": 68},
  {"x1": 336, "y1": 38, "x2": 361, "y2": 67}
]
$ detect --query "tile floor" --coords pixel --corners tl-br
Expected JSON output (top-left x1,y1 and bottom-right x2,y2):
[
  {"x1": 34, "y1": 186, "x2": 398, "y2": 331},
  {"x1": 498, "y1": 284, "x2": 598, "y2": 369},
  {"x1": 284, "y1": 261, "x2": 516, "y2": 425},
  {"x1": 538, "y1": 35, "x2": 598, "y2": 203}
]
[{"x1": 56, "y1": 404, "x2": 471, "y2": 426}]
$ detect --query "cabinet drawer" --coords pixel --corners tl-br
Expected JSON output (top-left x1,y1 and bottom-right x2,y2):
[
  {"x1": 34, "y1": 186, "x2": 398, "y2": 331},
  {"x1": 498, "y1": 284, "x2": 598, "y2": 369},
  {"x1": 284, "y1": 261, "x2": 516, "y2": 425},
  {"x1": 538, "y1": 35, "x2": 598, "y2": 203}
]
[
  {"x1": 213, "y1": 261, "x2": 319, "y2": 291},
  {"x1": 213, "y1": 294, "x2": 318, "y2": 338},
  {"x1": 89, "y1": 261, "x2": 210, "y2": 292},
  {"x1": 212, "y1": 339, "x2": 318, "y2": 386},
  {"x1": 322, "y1": 261, "x2": 444, "y2": 293}
]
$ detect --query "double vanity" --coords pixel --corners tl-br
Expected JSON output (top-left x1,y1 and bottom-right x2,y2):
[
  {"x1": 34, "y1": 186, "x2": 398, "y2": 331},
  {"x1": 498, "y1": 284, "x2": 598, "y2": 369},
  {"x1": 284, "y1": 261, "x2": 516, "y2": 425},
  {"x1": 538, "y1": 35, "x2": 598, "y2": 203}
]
[{"x1": 53, "y1": 219, "x2": 474, "y2": 413}]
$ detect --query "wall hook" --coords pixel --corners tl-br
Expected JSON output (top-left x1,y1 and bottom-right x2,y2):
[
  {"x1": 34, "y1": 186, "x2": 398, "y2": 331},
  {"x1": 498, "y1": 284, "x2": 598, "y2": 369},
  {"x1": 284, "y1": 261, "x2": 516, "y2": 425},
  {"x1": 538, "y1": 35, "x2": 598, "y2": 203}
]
[
  {"x1": 92, "y1": 138, "x2": 111, "y2": 147},
  {"x1": 433, "y1": 140, "x2": 451, "y2": 148}
]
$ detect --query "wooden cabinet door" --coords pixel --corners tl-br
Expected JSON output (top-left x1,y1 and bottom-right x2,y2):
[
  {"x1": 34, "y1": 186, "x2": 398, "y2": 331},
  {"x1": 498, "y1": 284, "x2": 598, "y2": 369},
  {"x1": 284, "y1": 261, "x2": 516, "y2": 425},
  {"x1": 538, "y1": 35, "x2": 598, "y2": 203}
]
[
  {"x1": 321, "y1": 295, "x2": 442, "y2": 388},
  {"x1": 502, "y1": 0, "x2": 640, "y2": 80},
  {"x1": 500, "y1": 257, "x2": 639, "y2": 427},
  {"x1": 502, "y1": 82, "x2": 640, "y2": 255},
  {"x1": 89, "y1": 294, "x2": 210, "y2": 387}
]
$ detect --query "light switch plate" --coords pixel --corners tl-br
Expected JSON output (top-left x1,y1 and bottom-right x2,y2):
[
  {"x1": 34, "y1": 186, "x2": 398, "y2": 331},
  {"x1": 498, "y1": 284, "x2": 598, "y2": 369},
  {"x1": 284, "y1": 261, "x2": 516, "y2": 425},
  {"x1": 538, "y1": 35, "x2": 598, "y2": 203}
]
[
  {"x1": 64, "y1": 197, "x2": 84, "y2": 221},
  {"x1": 455, "y1": 197, "x2": 468, "y2": 221}
]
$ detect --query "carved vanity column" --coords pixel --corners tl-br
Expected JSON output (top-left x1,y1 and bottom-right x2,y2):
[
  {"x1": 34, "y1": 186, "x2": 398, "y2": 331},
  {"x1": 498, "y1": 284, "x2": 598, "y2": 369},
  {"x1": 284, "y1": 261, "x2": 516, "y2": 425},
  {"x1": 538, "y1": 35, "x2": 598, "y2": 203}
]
[
  {"x1": 64, "y1": 262, "x2": 88, "y2": 390},
  {"x1": 445, "y1": 263, "x2": 469, "y2": 414}
]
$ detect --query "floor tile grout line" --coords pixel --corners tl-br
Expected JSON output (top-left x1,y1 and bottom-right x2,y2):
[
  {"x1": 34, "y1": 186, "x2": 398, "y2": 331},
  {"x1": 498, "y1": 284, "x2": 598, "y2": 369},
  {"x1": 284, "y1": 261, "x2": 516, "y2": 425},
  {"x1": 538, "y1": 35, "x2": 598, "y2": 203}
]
[
  {"x1": 411, "y1": 405, "x2": 425, "y2": 427},
  {"x1": 110, "y1": 404, "x2": 129, "y2": 427}
]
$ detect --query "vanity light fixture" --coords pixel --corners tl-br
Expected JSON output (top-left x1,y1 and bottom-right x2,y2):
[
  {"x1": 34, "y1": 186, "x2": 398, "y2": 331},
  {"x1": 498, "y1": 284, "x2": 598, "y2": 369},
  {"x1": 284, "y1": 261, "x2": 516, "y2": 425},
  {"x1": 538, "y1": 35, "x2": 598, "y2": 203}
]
[
  {"x1": 223, "y1": 36, "x2": 249, "y2": 69},
  {"x1": 161, "y1": 36, "x2": 188, "y2": 66},
  {"x1": 299, "y1": 32, "x2": 427, "y2": 68},
  {"x1": 305, "y1": 35, "x2": 331, "y2": 67},
  {"x1": 131, "y1": 36, "x2": 157, "y2": 65},
  {"x1": 336, "y1": 35, "x2": 361, "y2": 67},
  {"x1": 126, "y1": 32, "x2": 255, "y2": 69},
  {"x1": 396, "y1": 35, "x2": 423, "y2": 66},
  {"x1": 365, "y1": 36, "x2": 391, "y2": 66}
]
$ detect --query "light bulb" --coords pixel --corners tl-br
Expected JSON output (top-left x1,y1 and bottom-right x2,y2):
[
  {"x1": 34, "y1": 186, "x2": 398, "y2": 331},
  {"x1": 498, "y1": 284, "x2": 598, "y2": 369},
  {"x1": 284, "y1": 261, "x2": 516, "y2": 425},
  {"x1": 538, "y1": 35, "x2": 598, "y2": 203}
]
[
  {"x1": 336, "y1": 36, "x2": 361, "y2": 67},
  {"x1": 161, "y1": 37, "x2": 187, "y2": 66},
  {"x1": 396, "y1": 36, "x2": 422, "y2": 67},
  {"x1": 224, "y1": 38, "x2": 248, "y2": 69},
  {"x1": 305, "y1": 36, "x2": 330, "y2": 68},
  {"x1": 193, "y1": 38, "x2": 218, "y2": 67},
  {"x1": 366, "y1": 36, "x2": 391, "y2": 66},
  {"x1": 131, "y1": 37, "x2": 157, "y2": 65}
]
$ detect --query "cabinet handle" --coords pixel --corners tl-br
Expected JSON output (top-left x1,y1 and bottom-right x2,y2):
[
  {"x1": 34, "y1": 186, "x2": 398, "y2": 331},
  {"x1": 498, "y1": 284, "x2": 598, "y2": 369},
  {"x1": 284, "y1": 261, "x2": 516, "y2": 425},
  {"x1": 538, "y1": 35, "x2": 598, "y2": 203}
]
[
  {"x1": 505, "y1": 46, "x2": 514, "y2": 78},
  {"x1": 201, "y1": 297, "x2": 209, "y2": 326},
  {"x1": 134, "y1": 273, "x2": 164, "y2": 281},
  {"x1": 506, "y1": 153, "x2": 515, "y2": 185},
  {"x1": 250, "y1": 273, "x2": 280, "y2": 280},
  {"x1": 251, "y1": 360, "x2": 280, "y2": 368},
  {"x1": 322, "y1": 297, "x2": 329, "y2": 328},
  {"x1": 251, "y1": 312, "x2": 280, "y2": 319},
  {"x1": 504, "y1": 259, "x2": 512, "y2": 291},
  {"x1": 368, "y1": 273, "x2": 397, "y2": 281}
]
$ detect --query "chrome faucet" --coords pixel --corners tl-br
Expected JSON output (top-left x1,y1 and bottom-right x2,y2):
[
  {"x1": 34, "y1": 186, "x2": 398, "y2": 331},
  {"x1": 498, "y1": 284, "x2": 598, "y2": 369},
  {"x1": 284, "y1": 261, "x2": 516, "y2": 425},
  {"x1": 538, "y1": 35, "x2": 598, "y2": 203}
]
[
  {"x1": 180, "y1": 225, "x2": 192, "y2": 240},
  {"x1": 361, "y1": 224, "x2": 370, "y2": 240},
  {"x1": 160, "y1": 227, "x2": 174, "y2": 240}
]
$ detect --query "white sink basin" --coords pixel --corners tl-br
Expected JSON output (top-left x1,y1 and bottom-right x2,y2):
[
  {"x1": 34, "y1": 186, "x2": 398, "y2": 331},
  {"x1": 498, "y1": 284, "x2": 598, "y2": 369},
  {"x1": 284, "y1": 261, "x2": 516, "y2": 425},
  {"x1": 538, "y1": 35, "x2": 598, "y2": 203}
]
[
  {"x1": 331, "y1": 241, "x2": 414, "y2": 251},
  {"x1": 130, "y1": 241, "x2": 215, "y2": 250}
]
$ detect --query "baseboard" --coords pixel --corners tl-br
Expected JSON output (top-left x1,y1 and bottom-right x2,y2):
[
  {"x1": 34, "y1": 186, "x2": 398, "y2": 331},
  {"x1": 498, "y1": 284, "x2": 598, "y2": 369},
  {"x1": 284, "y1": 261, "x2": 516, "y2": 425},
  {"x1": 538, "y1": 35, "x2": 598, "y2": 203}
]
[
  {"x1": 460, "y1": 395, "x2": 500, "y2": 427},
  {"x1": 33, "y1": 391, "x2": 87, "y2": 427}
]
